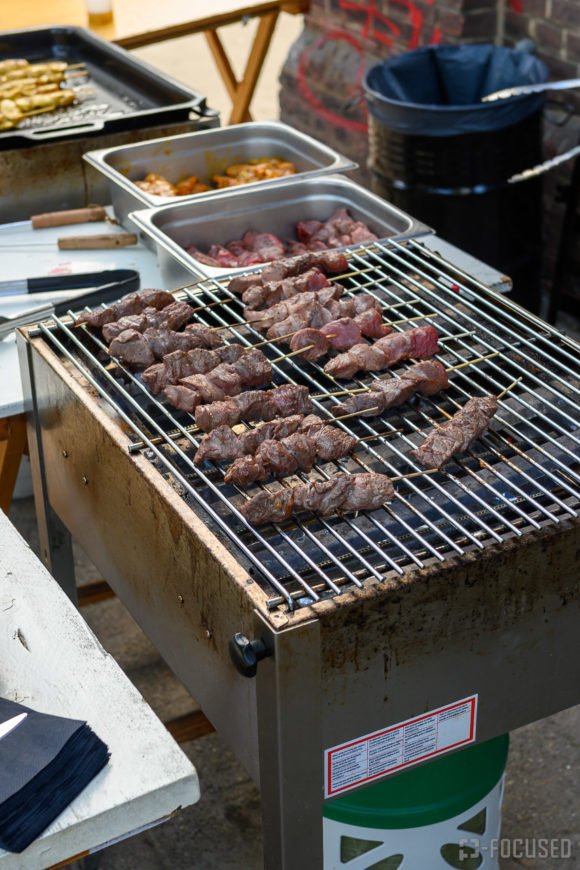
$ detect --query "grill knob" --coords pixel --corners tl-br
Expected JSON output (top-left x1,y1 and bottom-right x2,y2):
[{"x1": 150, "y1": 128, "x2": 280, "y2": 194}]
[{"x1": 229, "y1": 633, "x2": 270, "y2": 678}]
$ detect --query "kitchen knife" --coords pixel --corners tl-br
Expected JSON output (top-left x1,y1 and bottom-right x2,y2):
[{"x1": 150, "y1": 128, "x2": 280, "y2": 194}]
[
  {"x1": 0, "y1": 268, "x2": 139, "y2": 297},
  {"x1": 0, "y1": 713, "x2": 27, "y2": 741},
  {"x1": 0, "y1": 269, "x2": 140, "y2": 340}
]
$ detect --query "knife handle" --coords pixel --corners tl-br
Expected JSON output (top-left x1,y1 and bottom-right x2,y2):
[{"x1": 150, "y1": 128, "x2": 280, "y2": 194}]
[
  {"x1": 57, "y1": 233, "x2": 138, "y2": 250},
  {"x1": 31, "y1": 206, "x2": 107, "y2": 229}
]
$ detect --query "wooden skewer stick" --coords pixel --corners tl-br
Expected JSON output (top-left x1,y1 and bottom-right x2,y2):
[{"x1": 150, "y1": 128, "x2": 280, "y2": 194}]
[
  {"x1": 497, "y1": 376, "x2": 522, "y2": 399},
  {"x1": 391, "y1": 468, "x2": 440, "y2": 482},
  {"x1": 331, "y1": 407, "x2": 379, "y2": 422},
  {"x1": 312, "y1": 346, "x2": 497, "y2": 400},
  {"x1": 354, "y1": 429, "x2": 403, "y2": 442},
  {"x1": 271, "y1": 344, "x2": 315, "y2": 363}
]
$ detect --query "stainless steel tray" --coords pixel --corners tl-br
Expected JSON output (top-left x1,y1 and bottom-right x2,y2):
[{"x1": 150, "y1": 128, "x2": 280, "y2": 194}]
[
  {"x1": 83, "y1": 121, "x2": 357, "y2": 229},
  {"x1": 129, "y1": 174, "x2": 433, "y2": 286}
]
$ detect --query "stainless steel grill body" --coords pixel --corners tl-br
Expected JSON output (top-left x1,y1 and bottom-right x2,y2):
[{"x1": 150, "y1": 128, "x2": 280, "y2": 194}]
[{"x1": 18, "y1": 240, "x2": 580, "y2": 868}]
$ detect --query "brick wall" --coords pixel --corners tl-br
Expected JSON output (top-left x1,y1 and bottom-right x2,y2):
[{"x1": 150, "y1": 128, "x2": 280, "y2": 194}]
[{"x1": 279, "y1": 0, "x2": 580, "y2": 314}]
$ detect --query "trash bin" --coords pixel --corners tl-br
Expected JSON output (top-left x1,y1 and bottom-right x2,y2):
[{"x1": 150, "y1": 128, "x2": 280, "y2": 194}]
[
  {"x1": 363, "y1": 45, "x2": 549, "y2": 312},
  {"x1": 323, "y1": 732, "x2": 509, "y2": 869}
]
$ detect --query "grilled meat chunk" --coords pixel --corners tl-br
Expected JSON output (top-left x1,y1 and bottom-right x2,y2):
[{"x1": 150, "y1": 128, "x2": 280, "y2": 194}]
[
  {"x1": 289, "y1": 328, "x2": 330, "y2": 361},
  {"x1": 260, "y1": 250, "x2": 349, "y2": 283},
  {"x1": 331, "y1": 361, "x2": 450, "y2": 418},
  {"x1": 239, "y1": 472, "x2": 394, "y2": 525},
  {"x1": 102, "y1": 301, "x2": 193, "y2": 343},
  {"x1": 354, "y1": 308, "x2": 392, "y2": 338},
  {"x1": 410, "y1": 395, "x2": 498, "y2": 470},
  {"x1": 195, "y1": 384, "x2": 312, "y2": 432},
  {"x1": 320, "y1": 317, "x2": 361, "y2": 350},
  {"x1": 194, "y1": 414, "x2": 324, "y2": 465},
  {"x1": 223, "y1": 424, "x2": 356, "y2": 485},
  {"x1": 244, "y1": 286, "x2": 342, "y2": 330},
  {"x1": 142, "y1": 345, "x2": 245, "y2": 394},
  {"x1": 164, "y1": 349, "x2": 272, "y2": 413},
  {"x1": 241, "y1": 269, "x2": 330, "y2": 309},
  {"x1": 76, "y1": 288, "x2": 174, "y2": 328},
  {"x1": 324, "y1": 325, "x2": 439, "y2": 379},
  {"x1": 108, "y1": 323, "x2": 220, "y2": 369}
]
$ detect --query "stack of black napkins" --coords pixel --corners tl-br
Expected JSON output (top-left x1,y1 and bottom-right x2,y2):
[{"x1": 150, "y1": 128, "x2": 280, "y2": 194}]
[{"x1": 0, "y1": 697, "x2": 110, "y2": 853}]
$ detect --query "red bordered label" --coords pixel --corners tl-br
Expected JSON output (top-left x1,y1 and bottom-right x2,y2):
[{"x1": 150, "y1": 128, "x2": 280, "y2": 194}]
[{"x1": 324, "y1": 695, "x2": 478, "y2": 798}]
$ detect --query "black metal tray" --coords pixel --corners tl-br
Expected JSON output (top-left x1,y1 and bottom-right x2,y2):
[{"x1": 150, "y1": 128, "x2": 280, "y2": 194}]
[{"x1": 0, "y1": 26, "x2": 211, "y2": 149}]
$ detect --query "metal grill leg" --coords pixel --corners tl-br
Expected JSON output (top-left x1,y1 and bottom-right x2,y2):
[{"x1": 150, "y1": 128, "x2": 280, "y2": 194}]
[{"x1": 255, "y1": 613, "x2": 324, "y2": 869}]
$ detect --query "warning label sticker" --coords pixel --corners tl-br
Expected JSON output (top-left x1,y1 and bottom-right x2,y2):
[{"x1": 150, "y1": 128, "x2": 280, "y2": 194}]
[{"x1": 325, "y1": 695, "x2": 477, "y2": 798}]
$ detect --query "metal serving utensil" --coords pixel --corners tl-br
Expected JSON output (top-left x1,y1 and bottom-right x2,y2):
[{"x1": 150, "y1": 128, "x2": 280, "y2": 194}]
[
  {"x1": 482, "y1": 77, "x2": 580, "y2": 102},
  {"x1": 0, "y1": 270, "x2": 139, "y2": 340}
]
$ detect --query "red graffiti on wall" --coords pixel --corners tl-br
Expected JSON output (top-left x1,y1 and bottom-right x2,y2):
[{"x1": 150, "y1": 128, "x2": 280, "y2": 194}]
[{"x1": 297, "y1": 0, "x2": 442, "y2": 133}]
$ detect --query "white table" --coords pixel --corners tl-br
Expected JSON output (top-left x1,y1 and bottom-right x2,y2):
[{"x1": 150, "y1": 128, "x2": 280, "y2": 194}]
[
  {"x1": 0, "y1": 511, "x2": 200, "y2": 870},
  {"x1": 0, "y1": 217, "x2": 163, "y2": 510}
]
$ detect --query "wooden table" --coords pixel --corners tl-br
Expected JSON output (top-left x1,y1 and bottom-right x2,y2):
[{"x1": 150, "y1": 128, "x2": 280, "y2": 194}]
[
  {"x1": 0, "y1": 511, "x2": 200, "y2": 870},
  {"x1": 1, "y1": 0, "x2": 309, "y2": 124}
]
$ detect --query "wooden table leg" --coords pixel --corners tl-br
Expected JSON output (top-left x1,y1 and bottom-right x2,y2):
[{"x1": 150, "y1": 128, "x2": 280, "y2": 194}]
[
  {"x1": 0, "y1": 413, "x2": 27, "y2": 514},
  {"x1": 205, "y1": 30, "x2": 253, "y2": 123},
  {"x1": 205, "y1": 9, "x2": 280, "y2": 125}
]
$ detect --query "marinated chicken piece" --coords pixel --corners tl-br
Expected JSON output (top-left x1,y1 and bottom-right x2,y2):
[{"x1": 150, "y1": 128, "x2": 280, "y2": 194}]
[
  {"x1": 76, "y1": 288, "x2": 174, "y2": 329},
  {"x1": 134, "y1": 173, "x2": 177, "y2": 197},
  {"x1": 241, "y1": 269, "x2": 330, "y2": 309},
  {"x1": 289, "y1": 328, "x2": 330, "y2": 362},
  {"x1": 331, "y1": 361, "x2": 450, "y2": 418},
  {"x1": 324, "y1": 326, "x2": 439, "y2": 379},
  {"x1": 174, "y1": 175, "x2": 211, "y2": 195},
  {"x1": 239, "y1": 472, "x2": 394, "y2": 525},
  {"x1": 410, "y1": 395, "x2": 498, "y2": 470},
  {"x1": 109, "y1": 326, "x2": 216, "y2": 369},
  {"x1": 194, "y1": 384, "x2": 312, "y2": 431}
]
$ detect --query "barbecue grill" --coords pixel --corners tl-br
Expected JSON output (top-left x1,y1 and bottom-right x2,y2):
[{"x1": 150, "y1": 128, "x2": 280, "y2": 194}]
[{"x1": 17, "y1": 240, "x2": 580, "y2": 868}]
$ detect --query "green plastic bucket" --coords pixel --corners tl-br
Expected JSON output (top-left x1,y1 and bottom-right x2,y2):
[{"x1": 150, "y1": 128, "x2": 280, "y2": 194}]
[{"x1": 323, "y1": 734, "x2": 509, "y2": 869}]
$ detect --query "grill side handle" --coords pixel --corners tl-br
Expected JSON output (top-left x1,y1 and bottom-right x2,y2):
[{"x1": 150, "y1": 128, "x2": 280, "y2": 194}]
[{"x1": 229, "y1": 633, "x2": 271, "y2": 678}]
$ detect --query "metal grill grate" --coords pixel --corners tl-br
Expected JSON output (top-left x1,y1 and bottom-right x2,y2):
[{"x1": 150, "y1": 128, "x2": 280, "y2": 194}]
[{"x1": 34, "y1": 239, "x2": 580, "y2": 612}]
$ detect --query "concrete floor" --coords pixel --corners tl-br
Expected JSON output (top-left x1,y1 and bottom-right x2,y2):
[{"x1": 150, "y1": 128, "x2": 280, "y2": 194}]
[{"x1": 5, "y1": 13, "x2": 580, "y2": 869}]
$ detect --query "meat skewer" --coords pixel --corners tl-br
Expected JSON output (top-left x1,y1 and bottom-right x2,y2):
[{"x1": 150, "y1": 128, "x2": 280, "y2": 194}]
[
  {"x1": 410, "y1": 395, "x2": 498, "y2": 470},
  {"x1": 194, "y1": 384, "x2": 313, "y2": 432},
  {"x1": 163, "y1": 348, "x2": 273, "y2": 414},
  {"x1": 76, "y1": 288, "x2": 175, "y2": 329},
  {"x1": 241, "y1": 268, "x2": 331, "y2": 310},
  {"x1": 102, "y1": 300, "x2": 193, "y2": 343},
  {"x1": 263, "y1": 294, "x2": 381, "y2": 340},
  {"x1": 330, "y1": 361, "x2": 450, "y2": 417},
  {"x1": 223, "y1": 424, "x2": 357, "y2": 486},
  {"x1": 227, "y1": 250, "x2": 349, "y2": 295},
  {"x1": 239, "y1": 472, "x2": 395, "y2": 526},
  {"x1": 193, "y1": 413, "x2": 317, "y2": 464},
  {"x1": 324, "y1": 325, "x2": 440, "y2": 379},
  {"x1": 142, "y1": 344, "x2": 247, "y2": 394}
]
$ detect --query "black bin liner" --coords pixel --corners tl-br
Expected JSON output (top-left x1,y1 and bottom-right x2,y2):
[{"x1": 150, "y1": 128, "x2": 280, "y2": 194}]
[{"x1": 363, "y1": 45, "x2": 549, "y2": 312}]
